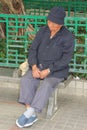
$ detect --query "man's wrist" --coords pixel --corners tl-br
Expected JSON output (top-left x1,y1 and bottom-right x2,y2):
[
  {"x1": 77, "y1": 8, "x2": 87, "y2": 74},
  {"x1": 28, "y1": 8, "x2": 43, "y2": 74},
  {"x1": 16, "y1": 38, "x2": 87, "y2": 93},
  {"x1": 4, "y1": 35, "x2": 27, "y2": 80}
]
[
  {"x1": 48, "y1": 68, "x2": 50, "y2": 74},
  {"x1": 32, "y1": 64, "x2": 37, "y2": 71}
]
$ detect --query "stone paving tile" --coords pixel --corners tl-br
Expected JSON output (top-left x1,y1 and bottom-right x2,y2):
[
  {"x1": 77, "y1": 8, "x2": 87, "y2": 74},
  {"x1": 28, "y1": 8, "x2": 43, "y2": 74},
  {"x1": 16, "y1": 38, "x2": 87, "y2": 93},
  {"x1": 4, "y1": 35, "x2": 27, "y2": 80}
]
[{"x1": 0, "y1": 95, "x2": 87, "y2": 130}]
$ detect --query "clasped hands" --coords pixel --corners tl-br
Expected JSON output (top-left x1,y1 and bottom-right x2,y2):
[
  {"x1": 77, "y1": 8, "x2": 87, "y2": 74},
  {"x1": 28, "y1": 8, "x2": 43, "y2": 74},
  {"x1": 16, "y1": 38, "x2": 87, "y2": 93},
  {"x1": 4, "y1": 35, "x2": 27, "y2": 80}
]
[{"x1": 32, "y1": 65, "x2": 50, "y2": 79}]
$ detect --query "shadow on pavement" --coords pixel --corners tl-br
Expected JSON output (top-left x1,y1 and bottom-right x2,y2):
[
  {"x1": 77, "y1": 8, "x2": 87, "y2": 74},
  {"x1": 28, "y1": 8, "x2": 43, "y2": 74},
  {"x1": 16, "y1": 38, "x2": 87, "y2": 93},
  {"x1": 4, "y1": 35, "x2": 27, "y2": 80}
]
[{"x1": 10, "y1": 124, "x2": 21, "y2": 130}]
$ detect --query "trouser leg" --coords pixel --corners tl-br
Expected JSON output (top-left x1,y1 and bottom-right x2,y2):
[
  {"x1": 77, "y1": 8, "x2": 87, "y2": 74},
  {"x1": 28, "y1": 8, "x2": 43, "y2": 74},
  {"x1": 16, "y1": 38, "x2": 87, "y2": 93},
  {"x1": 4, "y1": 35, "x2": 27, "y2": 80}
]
[
  {"x1": 19, "y1": 70, "x2": 40, "y2": 105},
  {"x1": 31, "y1": 77, "x2": 64, "y2": 112}
]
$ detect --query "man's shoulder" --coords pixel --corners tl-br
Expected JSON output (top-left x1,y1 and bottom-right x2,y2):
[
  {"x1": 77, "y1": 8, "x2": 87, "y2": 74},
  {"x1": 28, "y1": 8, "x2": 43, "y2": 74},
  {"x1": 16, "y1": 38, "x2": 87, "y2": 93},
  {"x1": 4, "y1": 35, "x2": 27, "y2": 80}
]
[
  {"x1": 63, "y1": 26, "x2": 73, "y2": 35},
  {"x1": 62, "y1": 26, "x2": 74, "y2": 39}
]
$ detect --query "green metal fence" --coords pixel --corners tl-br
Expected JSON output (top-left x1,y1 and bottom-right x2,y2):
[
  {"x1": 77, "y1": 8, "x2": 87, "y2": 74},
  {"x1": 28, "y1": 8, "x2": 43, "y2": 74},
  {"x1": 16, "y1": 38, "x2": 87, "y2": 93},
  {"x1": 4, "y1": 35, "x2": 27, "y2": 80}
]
[
  {"x1": 0, "y1": 14, "x2": 87, "y2": 74},
  {"x1": 23, "y1": 0, "x2": 87, "y2": 17}
]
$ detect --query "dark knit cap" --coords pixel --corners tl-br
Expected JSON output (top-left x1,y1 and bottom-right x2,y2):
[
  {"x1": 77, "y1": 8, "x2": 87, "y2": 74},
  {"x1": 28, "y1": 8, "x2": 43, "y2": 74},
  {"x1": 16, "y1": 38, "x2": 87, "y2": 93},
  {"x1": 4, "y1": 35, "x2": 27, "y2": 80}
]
[{"x1": 47, "y1": 6, "x2": 66, "y2": 25}]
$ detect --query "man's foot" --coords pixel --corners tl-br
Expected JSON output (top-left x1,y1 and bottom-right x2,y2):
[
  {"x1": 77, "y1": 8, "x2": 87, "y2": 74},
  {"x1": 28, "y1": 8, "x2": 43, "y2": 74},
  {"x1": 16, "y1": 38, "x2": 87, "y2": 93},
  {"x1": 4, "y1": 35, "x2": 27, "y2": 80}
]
[
  {"x1": 24, "y1": 115, "x2": 38, "y2": 127},
  {"x1": 16, "y1": 114, "x2": 28, "y2": 128}
]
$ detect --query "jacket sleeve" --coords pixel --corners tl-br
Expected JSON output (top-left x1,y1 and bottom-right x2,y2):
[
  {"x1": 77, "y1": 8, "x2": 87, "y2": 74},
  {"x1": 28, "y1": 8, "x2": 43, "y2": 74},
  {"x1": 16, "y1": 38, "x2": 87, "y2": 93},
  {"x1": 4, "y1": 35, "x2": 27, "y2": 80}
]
[
  {"x1": 49, "y1": 34, "x2": 75, "y2": 73},
  {"x1": 28, "y1": 27, "x2": 44, "y2": 67}
]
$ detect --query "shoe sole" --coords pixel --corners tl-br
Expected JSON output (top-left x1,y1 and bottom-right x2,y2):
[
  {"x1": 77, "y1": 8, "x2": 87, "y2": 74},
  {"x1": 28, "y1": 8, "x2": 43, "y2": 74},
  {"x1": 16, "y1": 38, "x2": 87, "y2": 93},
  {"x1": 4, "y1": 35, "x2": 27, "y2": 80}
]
[
  {"x1": 16, "y1": 119, "x2": 24, "y2": 128},
  {"x1": 24, "y1": 118, "x2": 38, "y2": 127}
]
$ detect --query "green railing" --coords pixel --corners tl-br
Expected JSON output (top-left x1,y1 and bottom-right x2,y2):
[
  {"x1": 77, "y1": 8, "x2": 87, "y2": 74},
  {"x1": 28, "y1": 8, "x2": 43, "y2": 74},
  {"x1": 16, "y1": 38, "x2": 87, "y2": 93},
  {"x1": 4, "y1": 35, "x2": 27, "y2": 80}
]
[
  {"x1": 23, "y1": 0, "x2": 87, "y2": 17},
  {"x1": 0, "y1": 14, "x2": 87, "y2": 74}
]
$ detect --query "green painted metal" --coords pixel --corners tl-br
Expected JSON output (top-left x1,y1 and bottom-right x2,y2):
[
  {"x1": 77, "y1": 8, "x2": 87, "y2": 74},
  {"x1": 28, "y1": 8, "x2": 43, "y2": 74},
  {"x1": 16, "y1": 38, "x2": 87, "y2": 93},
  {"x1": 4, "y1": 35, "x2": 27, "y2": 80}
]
[
  {"x1": 0, "y1": 14, "x2": 47, "y2": 68},
  {"x1": 65, "y1": 17, "x2": 87, "y2": 73},
  {"x1": 0, "y1": 14, "x2": 87, "y2": 74},
  {"x1": 23, "y1": 0, "x2": 87, "y2": 17}
]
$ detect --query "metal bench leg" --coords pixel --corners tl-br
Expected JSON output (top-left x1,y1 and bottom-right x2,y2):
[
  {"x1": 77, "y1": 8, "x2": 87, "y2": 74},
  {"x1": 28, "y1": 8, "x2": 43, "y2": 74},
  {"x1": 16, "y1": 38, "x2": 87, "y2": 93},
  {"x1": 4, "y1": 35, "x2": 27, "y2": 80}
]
[{"x1": 46, "y1": 88, "x2": 58, "y2": 119}]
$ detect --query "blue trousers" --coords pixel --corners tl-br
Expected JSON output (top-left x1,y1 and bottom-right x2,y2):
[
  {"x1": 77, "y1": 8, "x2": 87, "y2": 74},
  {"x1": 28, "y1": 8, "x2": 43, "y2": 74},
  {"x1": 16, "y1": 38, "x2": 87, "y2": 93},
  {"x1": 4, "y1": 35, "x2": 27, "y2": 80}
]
[{"x1": 19, "y1": 70, "x2": 64, "y2": 112}]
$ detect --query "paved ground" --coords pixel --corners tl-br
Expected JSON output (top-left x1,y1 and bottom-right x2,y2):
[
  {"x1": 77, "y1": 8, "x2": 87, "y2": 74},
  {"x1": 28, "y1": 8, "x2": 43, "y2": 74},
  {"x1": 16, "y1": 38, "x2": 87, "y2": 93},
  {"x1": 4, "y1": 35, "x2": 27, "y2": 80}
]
[{"x1": 1, "y1": 94, "x2": 87, "y2": 130}]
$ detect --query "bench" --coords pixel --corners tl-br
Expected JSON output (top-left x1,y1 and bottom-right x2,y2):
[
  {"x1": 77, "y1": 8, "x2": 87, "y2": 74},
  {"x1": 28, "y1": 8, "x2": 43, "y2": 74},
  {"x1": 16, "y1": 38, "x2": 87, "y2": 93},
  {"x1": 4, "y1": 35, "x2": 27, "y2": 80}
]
[{"x1": 46, "y1": 75, "x2": 73, "y2": 119}]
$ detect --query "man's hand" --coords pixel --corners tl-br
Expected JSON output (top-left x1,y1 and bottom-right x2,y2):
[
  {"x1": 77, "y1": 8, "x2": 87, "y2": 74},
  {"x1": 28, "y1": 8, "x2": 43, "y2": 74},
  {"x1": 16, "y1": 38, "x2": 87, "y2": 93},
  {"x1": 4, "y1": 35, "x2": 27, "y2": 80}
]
[
  {"x1": 40, "y1": 69, "x2": 50, "y2": 79},
  {"x1": 32, "y1": 65, "x2": 40, "y2": 78}
]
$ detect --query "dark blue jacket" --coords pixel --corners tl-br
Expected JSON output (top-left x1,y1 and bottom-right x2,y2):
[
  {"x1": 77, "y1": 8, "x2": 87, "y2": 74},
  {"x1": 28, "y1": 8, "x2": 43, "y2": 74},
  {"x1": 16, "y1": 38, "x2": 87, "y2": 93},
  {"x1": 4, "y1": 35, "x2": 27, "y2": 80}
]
[{"x1": 28, "y1": 26, "x2": 74, "y2": 79}]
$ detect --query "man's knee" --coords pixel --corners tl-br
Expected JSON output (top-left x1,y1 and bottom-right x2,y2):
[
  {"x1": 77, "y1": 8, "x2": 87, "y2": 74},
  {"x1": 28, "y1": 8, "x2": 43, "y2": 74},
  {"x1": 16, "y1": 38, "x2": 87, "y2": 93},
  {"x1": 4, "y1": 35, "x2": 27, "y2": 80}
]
[
  {"x1": 20, "y1": 71, "x2": 32, "y2": 82},
  {"x1": 43, "y1": 78, "x2": 57, "y2": 88},
  {"x1": 40, "y1": 78, "x2": 55, "y2": 91}
]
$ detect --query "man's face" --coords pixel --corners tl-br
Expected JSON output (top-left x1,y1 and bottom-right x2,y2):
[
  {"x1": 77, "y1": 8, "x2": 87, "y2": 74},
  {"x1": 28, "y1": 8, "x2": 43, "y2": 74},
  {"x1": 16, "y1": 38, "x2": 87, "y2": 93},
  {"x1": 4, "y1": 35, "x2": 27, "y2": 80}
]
[{"x1": 47, "y1": 20, "x2": 61, "y2": 32}]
